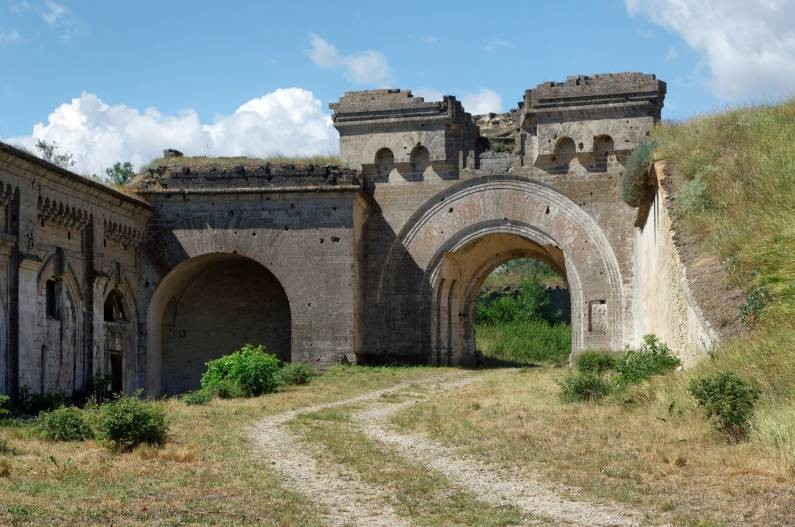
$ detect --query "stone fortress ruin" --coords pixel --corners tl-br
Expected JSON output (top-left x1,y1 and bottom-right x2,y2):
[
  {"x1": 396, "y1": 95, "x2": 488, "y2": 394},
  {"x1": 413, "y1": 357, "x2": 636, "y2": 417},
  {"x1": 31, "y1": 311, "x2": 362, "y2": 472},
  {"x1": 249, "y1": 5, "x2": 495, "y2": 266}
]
[{"x1": 0, "y1": 72, "x2": 716, "y2": 398}]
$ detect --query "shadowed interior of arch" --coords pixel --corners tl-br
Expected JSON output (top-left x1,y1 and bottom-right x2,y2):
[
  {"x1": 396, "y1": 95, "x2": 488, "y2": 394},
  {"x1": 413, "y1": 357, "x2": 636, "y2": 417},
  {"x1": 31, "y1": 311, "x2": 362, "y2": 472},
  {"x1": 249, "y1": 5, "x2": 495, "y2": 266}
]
[
  {"x1": 431, "y1": 232, "x2": 571, "y2": 366},
  {"x1": 151, "y1": 253, "x2": 291, "y2": 395}
]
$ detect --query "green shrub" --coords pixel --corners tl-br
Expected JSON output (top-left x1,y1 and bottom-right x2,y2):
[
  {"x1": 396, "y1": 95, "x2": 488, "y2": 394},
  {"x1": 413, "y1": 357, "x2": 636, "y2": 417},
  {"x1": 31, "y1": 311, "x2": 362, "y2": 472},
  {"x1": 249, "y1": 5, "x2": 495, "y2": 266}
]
[
  {"x1": 689, "y1": 372, "x2": 761, "y2": 438},
  {"x1": 37, "y1": 407, "x2": 92, "y2": 441},
  {"x1": 0, "y1": 394, "x2": 9, "y2": 417},
  {"x1": 476, "y1": 282, "x2": 551, "y2": 326},
  {"x1": 180, "y1": 388, "x2": 214, "y2": 406},
  {"x1": 575, "y1": 351, "x2": 616, "y2": 374},
  {"x1": 558, "y1": 372, "x2": 610, "y2": 402},
  {"x1": 276, "y1": 362, "x2": 316, "y2": 387},
  {"x1": 96, "y1": 394, "x2": 167, "y2": 451},
  {"x1": 739, "y1": 285, "x2": 771, "y2": 325},
  {"x1": 615, "y1": 334, "x2": 680, "y2": 385},
  {"x1": 207, "y1": 378, "x2": 245, "y2": 399},
  {"x1": 201, "y1": 344, "x2": 281, "y2": 397},
  {"x1": 16, "y1": 386, "x2": 70, "y2": 416},
  {"x1": 621, "y1": 141, "x2": 657, "y2": 207}
]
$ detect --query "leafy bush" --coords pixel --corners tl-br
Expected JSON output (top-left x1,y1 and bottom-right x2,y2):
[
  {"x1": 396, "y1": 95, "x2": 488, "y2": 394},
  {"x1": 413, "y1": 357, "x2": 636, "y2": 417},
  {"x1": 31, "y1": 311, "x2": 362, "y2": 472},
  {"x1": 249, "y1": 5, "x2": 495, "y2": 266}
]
[
  {"x1": 689, "y1": 372, "x2": 761, "y2": 438},
  {"x1": 96, "y1": 394, "x2": 167, "y2": 451},
  {"x1": 615, "y1": 334, "x2": 680, "y2": 385},
  {"x1": 37, "y1": 407, "x2": 92, "y2": 441},
  {"x1": 180, "y1": 388, "x2": 214, "y2": 406},
  {"x1": 739, "y1": 285, "x2": 770, "y2": 325},
  {"x1": 575, "y1": 351, "x2": 616, "y2": 374},
  {"x1": 201, "y1": 344, "x2": 281, "y2": 397},
  {"x1": 476, "y1": 282, "x2": 551, "y2": 326},
  {"x1": 16, "y1": 386, "x2": 70, "y2": 416},
  {"x1": 558, "y1": 372, "x2": 610, "y2": 402},
  {"x1": 207, "y1": 378, "x2": 245, "y2": 399},
  {"x1": 0, "y1": 394, "x2": 9, "y2": 417},
  {"x1": 621, "y1": 141, "x2": 657, "y2": 207},
  {"x1": 276, "y1": 362, "x2": 316, "y2": 387}
]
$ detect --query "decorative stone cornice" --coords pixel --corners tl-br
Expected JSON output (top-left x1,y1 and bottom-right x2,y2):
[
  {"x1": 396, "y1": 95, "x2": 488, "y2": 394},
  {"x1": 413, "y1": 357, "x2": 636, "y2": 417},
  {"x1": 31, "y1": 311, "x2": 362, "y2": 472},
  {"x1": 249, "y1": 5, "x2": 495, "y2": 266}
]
[
  {"x1": 37, "y1": 196, "x2": 90, "y2": 230},
  {"x1": 103, "y1": 219, "x2": 143, "y2": 248}
]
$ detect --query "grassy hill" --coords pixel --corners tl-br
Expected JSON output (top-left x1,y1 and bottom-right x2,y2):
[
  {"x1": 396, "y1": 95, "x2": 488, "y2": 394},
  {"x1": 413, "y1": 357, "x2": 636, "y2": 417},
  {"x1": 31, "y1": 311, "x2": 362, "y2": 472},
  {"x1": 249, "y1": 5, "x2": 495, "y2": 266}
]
[{"x1": 652, "y1": 98, "x2": 795, "y2": 463}]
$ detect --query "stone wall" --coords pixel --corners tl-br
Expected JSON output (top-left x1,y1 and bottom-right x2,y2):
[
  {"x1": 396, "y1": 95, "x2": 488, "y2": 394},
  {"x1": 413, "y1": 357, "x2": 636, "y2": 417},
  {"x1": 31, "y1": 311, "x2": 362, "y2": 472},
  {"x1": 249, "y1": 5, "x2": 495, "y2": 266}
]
[
  {"x1": 632, "y1": 162, "x2": 715, "y2": 364},
  {"x1": 334, "y1": 73, "x2": 667, "y2": 365},
  {"x1": 0, "y1": 143, "x2": 151, "y2": 400},
  {"x1": 134, "y1": 162, "x2": 364, "y2": 393}
]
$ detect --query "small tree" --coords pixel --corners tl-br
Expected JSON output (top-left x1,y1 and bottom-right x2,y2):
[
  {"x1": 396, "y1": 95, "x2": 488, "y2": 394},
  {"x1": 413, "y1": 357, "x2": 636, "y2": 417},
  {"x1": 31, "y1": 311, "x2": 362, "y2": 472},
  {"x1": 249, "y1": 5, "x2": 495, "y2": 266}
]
[
  {"x1": 105, "y1": 161, "x2": 135, "y2": 186},
  {"x1": 35, "y1": 139, "x2": 75, "y2": 168}
]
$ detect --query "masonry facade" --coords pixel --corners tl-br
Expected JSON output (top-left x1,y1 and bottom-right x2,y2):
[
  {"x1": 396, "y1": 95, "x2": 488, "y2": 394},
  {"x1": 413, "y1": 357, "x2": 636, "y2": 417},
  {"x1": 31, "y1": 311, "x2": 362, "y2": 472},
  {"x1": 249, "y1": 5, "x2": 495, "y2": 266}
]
[{"x1": 1, "y1": 72, "x2": 683, "y2": 398}]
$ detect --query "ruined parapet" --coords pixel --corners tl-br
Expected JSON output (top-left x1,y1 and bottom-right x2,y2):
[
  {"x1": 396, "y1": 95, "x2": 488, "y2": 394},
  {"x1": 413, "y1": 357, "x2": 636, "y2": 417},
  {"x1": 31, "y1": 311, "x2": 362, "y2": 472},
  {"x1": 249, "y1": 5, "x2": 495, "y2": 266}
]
[
  {"x1": 473, "y1": 111, "x2": 520, "y2": 175},
  {"x1": 519, "y1": 72, "x2": 666, "y2": 170},
  {"x1": 131, "y1": 160, "x2": 360, "y2": 194},
  {"x1": 330, "y1": 89, "x2": 478, "y2": 182}
]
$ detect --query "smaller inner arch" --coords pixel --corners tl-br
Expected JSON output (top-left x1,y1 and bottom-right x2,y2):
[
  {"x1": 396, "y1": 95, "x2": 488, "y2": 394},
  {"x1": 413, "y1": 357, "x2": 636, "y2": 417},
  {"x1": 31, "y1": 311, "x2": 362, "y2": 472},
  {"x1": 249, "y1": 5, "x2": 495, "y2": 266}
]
[{"x1": 430, "y1": 231, "x2": 573, "y2": 366}]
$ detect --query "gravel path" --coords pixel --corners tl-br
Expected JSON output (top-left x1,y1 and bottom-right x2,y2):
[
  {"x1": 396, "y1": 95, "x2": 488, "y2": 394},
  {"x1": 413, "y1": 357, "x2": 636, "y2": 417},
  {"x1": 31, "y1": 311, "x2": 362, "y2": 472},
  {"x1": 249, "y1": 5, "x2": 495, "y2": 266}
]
[
  {"x1": 250, "y1": 372, "x2": 662, "y2": 527},
  {"x1": 353, "y1": 376, "x2": 655, "y2": 527},
  {"x1": 249, "y1": 375, "x2": 461, "y2": 527}
]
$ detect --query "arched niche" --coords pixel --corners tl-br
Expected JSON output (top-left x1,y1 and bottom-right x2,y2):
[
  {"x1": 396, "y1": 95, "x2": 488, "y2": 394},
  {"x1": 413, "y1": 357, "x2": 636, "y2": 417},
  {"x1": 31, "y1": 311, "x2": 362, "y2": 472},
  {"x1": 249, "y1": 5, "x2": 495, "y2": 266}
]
[{"x1": 147, "y1": 253, "x2": 291, "y2": 395}]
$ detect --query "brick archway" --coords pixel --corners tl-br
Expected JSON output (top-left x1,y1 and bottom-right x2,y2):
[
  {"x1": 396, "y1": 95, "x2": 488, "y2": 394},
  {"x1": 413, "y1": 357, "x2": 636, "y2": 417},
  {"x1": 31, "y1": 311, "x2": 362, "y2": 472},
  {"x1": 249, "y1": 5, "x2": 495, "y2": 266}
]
[{"x1": 375, "y1": 175, "x2": 624, "y2": 364}]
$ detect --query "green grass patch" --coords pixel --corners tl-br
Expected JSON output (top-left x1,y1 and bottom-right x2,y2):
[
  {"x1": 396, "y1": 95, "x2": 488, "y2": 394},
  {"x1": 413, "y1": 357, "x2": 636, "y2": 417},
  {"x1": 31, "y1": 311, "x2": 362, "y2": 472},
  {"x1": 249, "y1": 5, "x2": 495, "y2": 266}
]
[
  {"x1": 476, "y1": 321, "x2": 571, "y2": 365},
  {"x1": 142, "y1": 154, "x2": 341, "y2": 171}
]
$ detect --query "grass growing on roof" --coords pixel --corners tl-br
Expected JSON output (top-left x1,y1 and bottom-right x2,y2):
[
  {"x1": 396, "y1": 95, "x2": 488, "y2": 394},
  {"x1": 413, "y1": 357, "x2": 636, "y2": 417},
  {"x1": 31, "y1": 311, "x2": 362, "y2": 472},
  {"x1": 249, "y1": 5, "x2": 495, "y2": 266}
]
[{"x1": 142, "y1": 154, "x2": 341, "y2": 171}]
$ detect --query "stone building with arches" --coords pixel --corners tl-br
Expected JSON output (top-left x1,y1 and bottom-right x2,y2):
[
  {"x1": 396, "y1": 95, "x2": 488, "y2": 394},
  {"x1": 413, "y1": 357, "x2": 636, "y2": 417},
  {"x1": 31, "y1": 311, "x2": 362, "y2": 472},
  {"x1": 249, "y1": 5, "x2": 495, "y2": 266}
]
[{"x1": 0, "y1": 72, "x2": 717, "y2": 399}]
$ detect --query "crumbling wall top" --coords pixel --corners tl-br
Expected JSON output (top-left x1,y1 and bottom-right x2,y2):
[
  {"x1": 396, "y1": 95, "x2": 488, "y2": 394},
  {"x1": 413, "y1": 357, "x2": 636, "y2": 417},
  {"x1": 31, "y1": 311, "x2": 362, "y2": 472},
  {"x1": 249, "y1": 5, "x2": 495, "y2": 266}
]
[
  {"x1": 330, "y1": 89, "x2": 470, "y2": 128},
  {"x1": 522, "y1": 72, "x2": 666, "y2": 125},
  {"x1": 131, "y1": 160, "x2": 360, "y2": 194}
]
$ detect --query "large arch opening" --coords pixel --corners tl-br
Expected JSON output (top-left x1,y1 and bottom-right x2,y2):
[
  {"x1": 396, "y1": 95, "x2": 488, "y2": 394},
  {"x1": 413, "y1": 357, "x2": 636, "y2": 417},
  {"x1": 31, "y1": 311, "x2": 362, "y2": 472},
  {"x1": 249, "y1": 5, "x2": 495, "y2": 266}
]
[
  {"x1": 429, "y1": 231, "x2": 577, "y2": 366},
  {"x1": 374, "y1": 176, "x2": 625, "y2": 365},
  {"x1": 147, "y1": 253, "x2": 291, "y2": 395},
  {"x1": 474, "y1": 256, "x2": 570, "y2": 366}
]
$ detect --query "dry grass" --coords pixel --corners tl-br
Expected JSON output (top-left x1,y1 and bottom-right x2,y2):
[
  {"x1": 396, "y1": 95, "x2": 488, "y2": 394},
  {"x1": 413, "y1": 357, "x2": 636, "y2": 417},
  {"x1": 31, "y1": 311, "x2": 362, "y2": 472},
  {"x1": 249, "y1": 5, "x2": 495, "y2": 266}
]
[
  {"x1": 0, "y1": 365, "x2": 442, "y2": 526},
  {"x1": 289, "y1": 406, "x2": 532, "y2": 526},
  {"x1": 142, "y1": 154, "x2": 341, "y2": 171},
  {"x1": 393, "y1": 368, "x2": 795, "y2": 527}
]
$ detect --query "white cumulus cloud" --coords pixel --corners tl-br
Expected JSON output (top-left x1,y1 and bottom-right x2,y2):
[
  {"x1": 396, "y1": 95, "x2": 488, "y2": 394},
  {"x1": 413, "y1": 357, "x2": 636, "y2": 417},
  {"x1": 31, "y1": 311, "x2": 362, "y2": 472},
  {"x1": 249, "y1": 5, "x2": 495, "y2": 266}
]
[
  {"x1": 6, "y1": 88, "x2": 339, "y2": 175},
  {"x1": 626, "y1": 0, "x2": 795, "y2": 100},
  {"x1": 461, "y1": 89, "x2": 503, "y2": 115},
  {"x1": 306, "y1": 33, "x2": 392, "y2": 86}
]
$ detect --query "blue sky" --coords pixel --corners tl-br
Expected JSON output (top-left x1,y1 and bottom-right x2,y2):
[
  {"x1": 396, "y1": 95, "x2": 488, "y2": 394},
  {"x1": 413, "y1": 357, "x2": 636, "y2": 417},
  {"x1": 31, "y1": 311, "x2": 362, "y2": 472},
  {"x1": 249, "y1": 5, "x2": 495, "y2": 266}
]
[{"x1": 1, "y1": 0, "x2": 794, "y2": 173}]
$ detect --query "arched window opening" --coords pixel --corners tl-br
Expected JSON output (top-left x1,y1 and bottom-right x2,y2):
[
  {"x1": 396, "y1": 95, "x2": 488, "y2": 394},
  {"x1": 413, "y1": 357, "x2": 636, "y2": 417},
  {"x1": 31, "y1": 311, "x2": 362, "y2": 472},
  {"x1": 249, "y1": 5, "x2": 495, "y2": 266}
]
[
  {"x1": 410, "y1": 145, "x2": 430, "y2": 173},
  {"x1": 594, "y1": 135, "x2": 614, "y2": 170},
  {"x1": 104, "y1": 290, "x2": 126, "y2": 322},
  {"x1": 45, "y1": 279, "x2": 60, "y2": 320},
  {"x1": 552, "y1": 137, "x2": 576, "y2": 166},
  {"x1": 375, "y1": 148, "x2": 395, "y2": 176},
  {"x1": 103, "y1": 290, "x2": 129, "y2": 394}
]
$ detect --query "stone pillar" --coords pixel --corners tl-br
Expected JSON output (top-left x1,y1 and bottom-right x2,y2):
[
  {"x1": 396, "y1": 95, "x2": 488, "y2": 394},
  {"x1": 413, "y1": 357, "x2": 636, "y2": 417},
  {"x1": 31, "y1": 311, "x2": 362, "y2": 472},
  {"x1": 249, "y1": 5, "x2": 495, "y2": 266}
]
[
  {"x1": 0, "y1": 237, "x2": 14, "y2": 395},
  {"x1": 17, "y1": 256, "x2": 42, "y2": 391}
]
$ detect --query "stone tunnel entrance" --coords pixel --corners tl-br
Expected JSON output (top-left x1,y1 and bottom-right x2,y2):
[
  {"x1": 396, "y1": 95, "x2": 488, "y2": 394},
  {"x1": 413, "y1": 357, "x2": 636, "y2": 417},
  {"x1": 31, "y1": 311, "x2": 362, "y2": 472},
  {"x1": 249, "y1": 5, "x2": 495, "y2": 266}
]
[
  {"x1": 147, "y1": 253, "x2": 291, "y2": 395},
  {"x1": 374, "y1": 176, "x2": 626, "y2": 365},
  {"x1": 431, "y1": 231, "x2": 573, "y2": 365}
]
